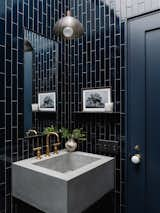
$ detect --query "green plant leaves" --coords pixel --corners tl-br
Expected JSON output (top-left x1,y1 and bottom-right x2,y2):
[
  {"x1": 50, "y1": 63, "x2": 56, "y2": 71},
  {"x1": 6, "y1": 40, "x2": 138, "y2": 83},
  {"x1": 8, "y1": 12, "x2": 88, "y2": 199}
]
[
  {"x1": 59, "y1": 128, "x2": 72, "y2": 140},
  {"x1": 72, "y1": 128, "x2": 86, "y2": 140},
  {"x1": 43, "y1": 125, "x2": 58, "y2": 135},
  {"x1": 42, "y1": 126, "x2": 86, "y2": 142},
  {"x1": 60, "y1": 127, "x2": 86, "y2": 141}
]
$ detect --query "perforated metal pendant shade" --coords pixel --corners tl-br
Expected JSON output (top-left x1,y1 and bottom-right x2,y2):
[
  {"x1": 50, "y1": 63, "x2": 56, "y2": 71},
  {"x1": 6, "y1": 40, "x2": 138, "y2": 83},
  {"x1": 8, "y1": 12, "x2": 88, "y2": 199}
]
[{"x1": 53, "y1": 10, "x2": 84, "y2": 39}]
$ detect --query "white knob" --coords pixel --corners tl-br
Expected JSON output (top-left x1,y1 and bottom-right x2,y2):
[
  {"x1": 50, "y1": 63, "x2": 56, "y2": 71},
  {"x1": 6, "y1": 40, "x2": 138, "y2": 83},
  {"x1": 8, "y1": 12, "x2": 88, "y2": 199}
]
[{"x1": 131, "y1": 154, "x2": 141, "y2": 164}]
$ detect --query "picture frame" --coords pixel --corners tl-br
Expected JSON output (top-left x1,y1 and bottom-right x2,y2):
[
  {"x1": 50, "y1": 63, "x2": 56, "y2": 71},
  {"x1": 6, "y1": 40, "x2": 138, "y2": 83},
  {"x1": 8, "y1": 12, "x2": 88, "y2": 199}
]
[
  {"x1": 82, "y1": 88, "x2": 111, "y2": 112},
  {"x1": 38, "y1": 92, "x2": 56, "y2": 112}
]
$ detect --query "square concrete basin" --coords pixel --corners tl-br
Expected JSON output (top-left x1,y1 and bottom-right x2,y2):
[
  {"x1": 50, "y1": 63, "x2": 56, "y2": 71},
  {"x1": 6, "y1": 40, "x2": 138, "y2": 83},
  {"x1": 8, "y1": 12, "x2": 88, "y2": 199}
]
[{"x1": 12, "y1": 150, "x2": 114, "y2": 213}]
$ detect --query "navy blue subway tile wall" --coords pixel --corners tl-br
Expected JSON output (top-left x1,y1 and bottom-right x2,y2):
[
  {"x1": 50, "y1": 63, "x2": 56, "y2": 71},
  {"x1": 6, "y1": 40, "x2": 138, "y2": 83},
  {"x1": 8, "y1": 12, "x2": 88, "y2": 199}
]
[
  {"x1": 1, "y1": 0, "x2": 159, "y2": 212},
  {"x1": 0, "y1": 0, "x2": 69, "y2": 213},
  {"x1": 69, "y1": 1, "x2": 125, "y2": 212}
]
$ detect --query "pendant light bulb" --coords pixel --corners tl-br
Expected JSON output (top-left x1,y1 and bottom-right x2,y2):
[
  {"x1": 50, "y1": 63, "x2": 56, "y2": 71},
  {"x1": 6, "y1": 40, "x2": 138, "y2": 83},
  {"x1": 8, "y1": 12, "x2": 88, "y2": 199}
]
[{"x1": 63, "y1": 27, "x2": 74, "y2": 37}]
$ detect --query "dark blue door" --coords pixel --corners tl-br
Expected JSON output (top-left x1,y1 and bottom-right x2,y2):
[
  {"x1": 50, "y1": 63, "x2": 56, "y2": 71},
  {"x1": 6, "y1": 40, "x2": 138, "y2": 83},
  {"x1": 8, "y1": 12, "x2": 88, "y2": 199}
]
[{"x1": 128, "y1": 11, "x2": 160, "y2": 213}]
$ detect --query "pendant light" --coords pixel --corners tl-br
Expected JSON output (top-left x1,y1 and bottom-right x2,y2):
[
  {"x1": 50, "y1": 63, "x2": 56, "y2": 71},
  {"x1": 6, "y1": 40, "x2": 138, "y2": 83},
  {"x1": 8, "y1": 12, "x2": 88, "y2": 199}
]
[{"x1": 53, "y1": 10, "x2": 84, "y2": 39}]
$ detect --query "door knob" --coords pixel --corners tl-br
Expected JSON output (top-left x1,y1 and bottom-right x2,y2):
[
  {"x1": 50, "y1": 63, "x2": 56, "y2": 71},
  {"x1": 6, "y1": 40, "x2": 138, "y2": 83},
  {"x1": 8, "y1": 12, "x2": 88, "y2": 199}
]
[
  {"x1": 134, "y1": 145, "x2": 140, "y2": 151},
  {"x1": 131, "y1": 154, "x2": 141, "y2": 164}
]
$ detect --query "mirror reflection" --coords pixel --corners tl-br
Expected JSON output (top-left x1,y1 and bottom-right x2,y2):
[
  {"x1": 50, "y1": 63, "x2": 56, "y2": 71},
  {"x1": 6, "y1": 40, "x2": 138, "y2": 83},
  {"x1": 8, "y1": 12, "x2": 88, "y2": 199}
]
[{"x1": 24, "y1": 30, "x2": 58, "y2": 134}]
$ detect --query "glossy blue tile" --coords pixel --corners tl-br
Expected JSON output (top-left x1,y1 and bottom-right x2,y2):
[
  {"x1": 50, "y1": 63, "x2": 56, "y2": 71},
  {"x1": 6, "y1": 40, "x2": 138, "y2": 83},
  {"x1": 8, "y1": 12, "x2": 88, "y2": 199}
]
[
  {"x1": 7, "y1": 0, "x2": 12, "y2": 8},
  {"x1": 0, "y1": 184, "x2": 5, "y2": 211},
  {"x1": 116, "y1": 17, "x2": 120, "y2": 34},
  {"x1": 39, "y1": 1, "x2": 42, "y2": 22},
  {"x1": 34, "y1": 9, "x2": 38, "y2": 32},
  {"x1": 96, "y1": 0, "x2": 99, "y2": 18},
  {"x1": 0, "y1": 74, "x2": 5, "y2": 100},
  {"x1": 43, "y1": 0, "x2": 46, "y2": 14},
  {"x1": 24, "y1": 4, "x2": 28, "y2": 27},
  {"x1": 121, "y1": 22, "x2": 125, "y2": 44},
  {"x1": 6, "y1": 88, "x2": 11, "y2": 113},
  {"x1": 0, "y1": 158, "x2": 5, "y2": 184},
  {"x1": 12, "y1": 50, "x2": 17, "y2": 74},
  {"x1": 18, "y1": 0, "x2": 23, "y2": 12},
  {"x1": 13, "y1": 24, "x2": 18, "y2": 48},
  {"x1": 7, "y1": 8, "x2": 11, "y2": 34},
  {"x1": 12, "y1": 102, "x2": 17, "y2": 126},
  {"x1": 18, "y1": 13, "x2": 23, "y2": 38},
  {"x1": 13, "y1": 0, "x2": 17, "y2": 23},
  {"x1": 18, "y1": 90, "x2": 23, "y2": 114},
  {"x1": 29, "y1": 0, "x2": 33, "y2": 17},
  {"x1": 111, "y1": 25, "x2": 115, "y2": 45},
  {"x1": 34, "y1": 0, "x2": 37, "y2": 8},
  {"x1": 6, "y1": 60, "x2": 11, "y2": 86},
  {"x1": 29, "y1": 18, "x2": 33, "y2": 30},
  {"x1": 110, "y1": 9, "x2": 114, "y2": 24},
  {"x1": 0, "y1": 102, "x2": 5, "y2": 128},
  {"x1": 0, "y1": 46, "x2": 5, "y2": 72},
  {"x1": 0, "y1": 19, "x2": 5, "y2": 45},
  {"x1": 0, "y1": 0, "x2": 5, "y2": 18},
  {"x1": 105, "y1": 16, "x2": 109, "y2": 36},
  {"x1": 6, "y1": 115, "x2": 11, "y2": 140}
]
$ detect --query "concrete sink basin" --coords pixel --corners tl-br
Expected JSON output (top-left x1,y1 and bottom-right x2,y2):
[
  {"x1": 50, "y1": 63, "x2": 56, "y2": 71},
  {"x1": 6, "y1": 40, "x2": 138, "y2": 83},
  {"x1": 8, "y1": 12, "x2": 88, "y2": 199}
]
[{"x1": 12, "y1": 150, "x2": 114, "y2": 213}]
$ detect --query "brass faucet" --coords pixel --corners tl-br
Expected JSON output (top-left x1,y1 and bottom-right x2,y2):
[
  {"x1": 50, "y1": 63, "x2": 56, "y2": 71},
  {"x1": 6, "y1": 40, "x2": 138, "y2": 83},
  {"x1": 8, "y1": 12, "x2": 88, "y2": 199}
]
[
  {"x1": 46, "y1": 132, "x2": 61, "y2": 155},
  {"x1": 27, "y1": 129, "x2": 43, "y2": 160}
]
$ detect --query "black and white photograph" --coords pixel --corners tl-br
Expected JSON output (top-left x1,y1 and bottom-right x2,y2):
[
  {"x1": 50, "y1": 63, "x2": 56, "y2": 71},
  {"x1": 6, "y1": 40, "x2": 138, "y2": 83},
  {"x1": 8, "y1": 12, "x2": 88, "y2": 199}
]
[
  {"x1": 38, "y1": 92, "x2": 56, "y2": 111},
  {"x1": 83, "y1": 88, "x2": 111, "y2": 112}
]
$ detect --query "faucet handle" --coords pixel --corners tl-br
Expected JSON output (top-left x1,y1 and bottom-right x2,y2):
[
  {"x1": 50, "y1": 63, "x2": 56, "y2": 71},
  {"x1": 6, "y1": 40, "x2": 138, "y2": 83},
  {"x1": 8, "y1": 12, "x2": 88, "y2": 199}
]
[
  {"x1": 53, "y1": 143, "x2": 61, "y2": 154},
  {"x1": 33, "y1": 147, "x2": 42, "y2": 160},
  {"x1": 45, "y1": 144, "x2": 51, "y2": 157}
]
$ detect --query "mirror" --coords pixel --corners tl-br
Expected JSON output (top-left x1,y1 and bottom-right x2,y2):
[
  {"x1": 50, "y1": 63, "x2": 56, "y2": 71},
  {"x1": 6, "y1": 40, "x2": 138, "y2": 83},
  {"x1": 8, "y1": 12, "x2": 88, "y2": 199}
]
[{"x1": 24, "y1": 30, "x2": 58, "y2": 134}]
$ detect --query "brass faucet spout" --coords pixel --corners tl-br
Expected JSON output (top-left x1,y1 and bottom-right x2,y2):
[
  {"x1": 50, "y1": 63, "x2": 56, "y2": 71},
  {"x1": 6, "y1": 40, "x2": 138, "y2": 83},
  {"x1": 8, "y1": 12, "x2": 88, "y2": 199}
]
[{"x1": 46, "y1": 132, "x2": 61, "y2": 156}]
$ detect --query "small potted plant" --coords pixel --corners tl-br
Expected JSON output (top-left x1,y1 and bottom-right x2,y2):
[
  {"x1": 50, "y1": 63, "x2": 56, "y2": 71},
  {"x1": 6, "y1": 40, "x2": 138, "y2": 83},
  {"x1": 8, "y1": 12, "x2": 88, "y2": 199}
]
[
  {"x1": 42, "y1": 125, "x2": 58, "y2": 135},
  {"x1": 60, "y1": 128, "x2": 86, "y2": 152}
]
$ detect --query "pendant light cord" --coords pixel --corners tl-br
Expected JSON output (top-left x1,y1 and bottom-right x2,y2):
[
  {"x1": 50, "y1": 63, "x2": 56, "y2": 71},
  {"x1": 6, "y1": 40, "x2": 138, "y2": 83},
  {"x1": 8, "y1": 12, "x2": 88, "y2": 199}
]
[{"x1": 67, "y1": 0, "x2": 70, "y2": 12}]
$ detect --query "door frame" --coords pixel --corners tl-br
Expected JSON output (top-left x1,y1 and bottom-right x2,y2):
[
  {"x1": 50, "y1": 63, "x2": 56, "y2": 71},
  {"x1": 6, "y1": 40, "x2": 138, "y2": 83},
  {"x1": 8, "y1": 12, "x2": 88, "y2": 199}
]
[{"x1": 126, "y1": 9, "x2": 160, "y2": 213}]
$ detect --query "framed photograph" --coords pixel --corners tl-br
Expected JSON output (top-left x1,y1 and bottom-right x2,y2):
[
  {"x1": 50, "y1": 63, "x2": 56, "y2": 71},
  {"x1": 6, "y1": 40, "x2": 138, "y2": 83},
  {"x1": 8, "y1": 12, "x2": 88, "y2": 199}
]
[
  {"x1": 38, "y1": 92, "x2": 56, "y2": 112},
  {"x1": 82, "y1": 88, "x2": 111, "y2": 112}
]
